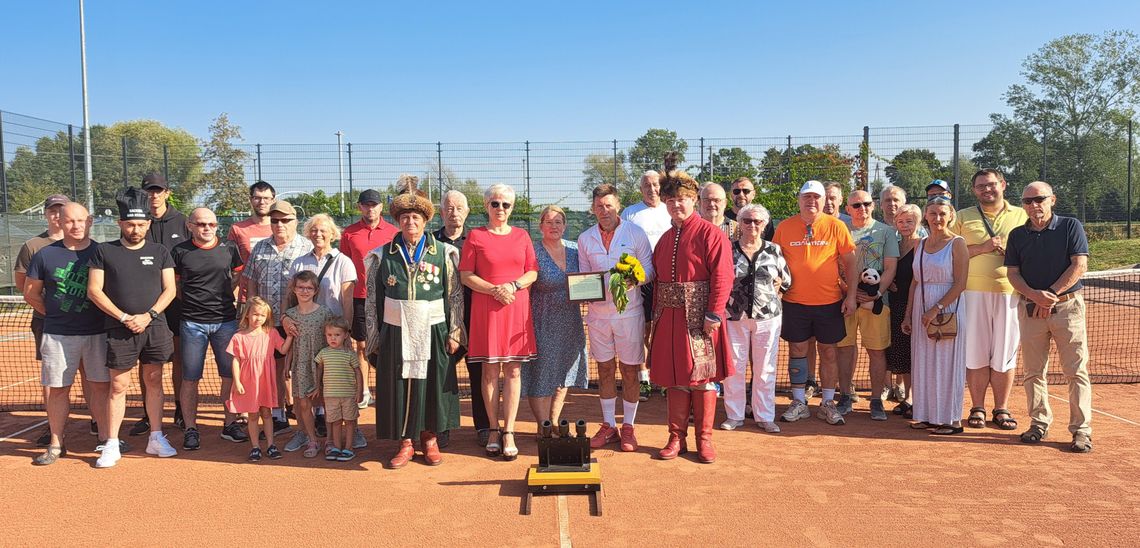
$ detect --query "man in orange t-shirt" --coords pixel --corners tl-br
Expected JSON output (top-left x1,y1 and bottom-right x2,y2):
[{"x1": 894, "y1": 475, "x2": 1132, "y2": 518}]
[
  {"x1": 772, "y1": 180, "x2": 857, "y2": 426},
  {"x1": 227, "y1": 181, "x2": 276, "y2": 302}
]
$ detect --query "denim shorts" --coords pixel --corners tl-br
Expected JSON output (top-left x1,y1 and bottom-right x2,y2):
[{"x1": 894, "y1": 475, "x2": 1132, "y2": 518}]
[{"x1": 180, "y1": 320, "x2": 239, "y2": 381}]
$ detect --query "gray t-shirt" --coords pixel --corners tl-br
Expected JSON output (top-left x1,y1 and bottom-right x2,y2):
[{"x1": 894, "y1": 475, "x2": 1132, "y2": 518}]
[{"x1": 845, "y1": 219, "x2": 900, "y2": 304}]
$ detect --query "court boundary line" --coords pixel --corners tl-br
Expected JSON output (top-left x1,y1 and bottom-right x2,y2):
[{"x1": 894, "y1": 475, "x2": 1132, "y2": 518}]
[
  {"x1": 557, "y1": 495, "x2": 572, "y2": 548},
  {"x1": 1049, "y1": 394, "x2": 1139, "y2": 426},
  {"x1": 0, "y1": 419, "x2": 48, "y2": 443}
]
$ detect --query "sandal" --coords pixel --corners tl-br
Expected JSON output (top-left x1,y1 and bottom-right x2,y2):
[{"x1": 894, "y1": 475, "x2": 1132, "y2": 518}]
[
  {"x1": 303, "y1": 441, "x2": 320, "y2": 458},
  {"x1": 931, "y1": 425, "x2": 964, "y2": 435},
  {"x1": 991, "y1": 408, "x2": 1018, "y2": 431},
  {"x1": 325, "y1": 447, "x2": 342, "y2": 461},
  {"x1": 501, "y1": 431, "x2": 518, "y2": 462},
  {"x1": 1020, "y1": 424, "x2": 1048, "y2": 444},
  {"x1": 1070, "y1": 432, "x2": 1093, "y2": 453},
  {"x1": 336, "y1": 449, "x2": 356, "y2": 462},
  {"x1": 892, "y1": 402, "x2": 912, "y2": 416},
  {"x1": 909, "y1": 421, "x2": 936, "y2": 430},
  {"x1": 967, "y1": 407, "x2": 986, "y2": 429},
  {"x1": 485, "y1": 429, "x2": 502, "y2": 457}
]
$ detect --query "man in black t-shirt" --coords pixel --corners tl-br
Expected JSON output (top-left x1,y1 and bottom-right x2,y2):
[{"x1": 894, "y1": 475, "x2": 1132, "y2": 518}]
[
  {"x1": 88, "y1": 187, "x2": 178, "y2": 468},
  {"x1": 24, "y1": 203, "x2": 113, "y2": 465},
  {"x1": 172, "y1": 208, "x2": 245, "y2": 450}
]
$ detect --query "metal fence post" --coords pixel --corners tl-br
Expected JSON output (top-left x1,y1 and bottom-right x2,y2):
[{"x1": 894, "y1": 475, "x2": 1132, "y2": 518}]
[
  {"x1": 0, "y1": 111, "x2": 7, "y2": 213},
  {"x1": 121, "y1": 136, "x2": 129, "y2": 187},
  {"x1": 346, "y1": 143, "x2": 354, "y2": 196},
  {"x1": 68, "y1": 124, "x2": 78, "y2": 199},
  {"x1": 1041, "y1": 121, "x2": 1047, "y2": 181},
  {"x1": 436, "y1": 142, "x2": 443, "y2": 193},
  {"x1": 255, "y1": 144, "x2": 262, "y2": 181},
  {"x1": 612, "y1": 139, "x2": 618, "y2": 184},
  {"x1": 1128, "y1": 119, "x2": 1134, "y2": 239},
  {"x1": 953, "y1": 124, "x2": 960, "y2": 208},
  {"x1": 700, "y1": 137, "x2": 705, "y2": 174},
  {"x1": 162, "y1": 144, "x2": 170, "y2": 182},
  {"x1": 524, "y1": 140, "x2": 531, "y2": 204},
  {"x1": 861, "y1": 126, "x2": 870, "y2": 191}
]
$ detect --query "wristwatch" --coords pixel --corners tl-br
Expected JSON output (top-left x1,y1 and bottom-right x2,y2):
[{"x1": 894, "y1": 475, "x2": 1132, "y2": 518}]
[
  {"x1": 148, "y1": 309, "x2": 160, "y2": 320},
  {"x1": 511, "y1": 281, "x2": 521, "y2": 291},
  {"x1": 935, "y1": 303, "x2": 945, "y2": 311}
]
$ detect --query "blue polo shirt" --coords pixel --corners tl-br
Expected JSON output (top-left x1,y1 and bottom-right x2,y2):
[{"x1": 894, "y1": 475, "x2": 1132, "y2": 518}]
[{"x1": 1004, "y1": 214, "x2": 1088, "y2": 295}]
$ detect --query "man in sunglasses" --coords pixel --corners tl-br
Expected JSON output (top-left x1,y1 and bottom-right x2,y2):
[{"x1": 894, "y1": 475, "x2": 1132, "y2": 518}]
[
  {"x1": 726, "y1": 177, "x2": 777, "y2": 241},
  {"x1": 836, "y1": 190, "x2": 898, "y2": 420},
  {"x1": 171, "y1": 208, "x2": 245, "y2": 449},
  {"x1": 1005, "y1": 182, "x2": 1092, "y2": 453},
  {"x1": 243, "y1": 200, "x2": 313, "y2": 433},
  {"x1": 951, "y1": 169, "x2": 1027, "y2": 432}
]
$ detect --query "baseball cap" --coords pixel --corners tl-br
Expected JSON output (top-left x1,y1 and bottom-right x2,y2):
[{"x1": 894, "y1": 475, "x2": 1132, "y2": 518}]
[
  {"x1": 798, "y1": 180, "x2": 825, "y2": 197},
  {"x1": 141, "y1": 172, "x2": 169, "y2": 190},
  {"x1": 44, "y1": 194, "x2": 69, "y2": 209},
  {"x1": 357, "y1": 189, "x2": 382, "y2": 205},
  {"x1": 268, "y1": 200, "x2": 298, "y2": 219},
  {"x1": 926, "y1": 179, "x2": 950, "y2": 193}
]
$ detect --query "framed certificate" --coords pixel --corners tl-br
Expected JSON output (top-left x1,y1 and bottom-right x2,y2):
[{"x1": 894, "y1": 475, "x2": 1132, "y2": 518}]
[{"x1": 567, "y1": 271, "x2": 606, "y2": 303}]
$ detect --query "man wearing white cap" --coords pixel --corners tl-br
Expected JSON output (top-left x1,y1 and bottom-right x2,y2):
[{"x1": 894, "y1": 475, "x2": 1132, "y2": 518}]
[
  {"x1": 772, "y1": 181, "x2": 858, "y2": 425},
  {"x1": 926, "y1": 179, "x2": 952, "y2": 202}
]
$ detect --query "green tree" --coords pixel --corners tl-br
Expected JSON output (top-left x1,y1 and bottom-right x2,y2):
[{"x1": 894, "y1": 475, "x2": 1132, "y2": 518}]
[
  {"x1": 579, "y1": 151, "x2": 637, "y2": 204},
  {"x1": 101, "y1": 120, "x2": 204, "y2": 210},
  {"x1": 697, "y1": 147, "x2": 757, "y2": 185},
  {"x1": 4, "y1": 133, "x2": 73, "y2": 211},
  {"x1": 755, "y1": 144, "x2": 854, "y2": 218},
  {"x1": 884, "y1": 149, "x2": 946, "y2": 200},
  {"x1": 199, "y1": 114, "x2": 249, "y2": 214},
  {"x1": 628, "y1": 129, "x2": 688, "y2": 175}
]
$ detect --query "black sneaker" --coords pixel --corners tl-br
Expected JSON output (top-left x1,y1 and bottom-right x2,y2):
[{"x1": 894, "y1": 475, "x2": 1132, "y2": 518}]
[
  {"x1": 248, "y1": 447, "x2": 262, "y2": 462},
  {"x1": 221, "y1": 422, "x2": 249, "y2": 443},
  {"x1": 183, "y1": 428, "x2": 201, "y2": 450},
  {"x1": 266, "y1": 444, "x2": 283, "y2": 459},
  {"x1": 272, "y1": 418, "x2": 291, "y2": 436},
  {"x1": 35, "y1": 427, "x2": 51, "y2": 447},
  {"x1": 90, "y1": 420, "x2": 98, "y2": 436},
  {"x1": 173, "y1": 409, "x2": 186, "y2": 431},
  {"x1": 315, "y1": 414, "x2": 327, "y2": 438},
  {"x1": 96, "y1": 439, "x2": 132, "y2": 453},
  {"x1": 129, "y1": 417, "x2": 150, "y2": 436}
]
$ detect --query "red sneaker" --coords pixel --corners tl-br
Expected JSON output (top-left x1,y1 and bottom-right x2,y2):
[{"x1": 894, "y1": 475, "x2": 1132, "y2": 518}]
[
  {"x1": 589, "y1": 422, "x2": 619, "y2": 449},
  {"x1": 619, "y1": 423, "x2": 638, "y2": 452}
]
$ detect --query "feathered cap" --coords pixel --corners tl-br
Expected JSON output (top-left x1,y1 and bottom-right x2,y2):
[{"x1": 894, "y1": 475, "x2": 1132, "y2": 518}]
[
  {"x1": 389, "y1": 174, "x2": 435, "y2": 220},
  {"x1": 658, "y1": 151, "x2": 698, "y2": 199}
]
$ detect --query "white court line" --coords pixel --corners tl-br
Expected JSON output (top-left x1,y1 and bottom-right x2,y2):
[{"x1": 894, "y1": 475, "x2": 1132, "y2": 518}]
[
  {"x1": 1049, "y1": 394, "x2": 1140, "y2": 426},
  {"x1": 557, "y1": 495, "x2": 572, "y2": 548},
  {"x1": 0, "y1": 419, "x2": 48, "y2": 444},
  {"x1": 0, "y1": 377, "x2": 38, "y2": 391}
]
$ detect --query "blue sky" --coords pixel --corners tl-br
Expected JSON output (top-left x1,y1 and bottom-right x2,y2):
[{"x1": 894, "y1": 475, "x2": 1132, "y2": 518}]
[{"x1": 2, "y1": 1, "x2": 1137, "y2": 145}]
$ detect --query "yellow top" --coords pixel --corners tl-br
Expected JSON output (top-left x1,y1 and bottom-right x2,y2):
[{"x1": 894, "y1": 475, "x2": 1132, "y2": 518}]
[{"x1": 950, "y1": 200, "x2": 1028, "y2": 294}]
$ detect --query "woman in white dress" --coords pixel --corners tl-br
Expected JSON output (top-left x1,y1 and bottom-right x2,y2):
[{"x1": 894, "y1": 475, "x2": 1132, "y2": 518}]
[{"x1": 902, "y1": 197, "x2": 969, "y2": 435}]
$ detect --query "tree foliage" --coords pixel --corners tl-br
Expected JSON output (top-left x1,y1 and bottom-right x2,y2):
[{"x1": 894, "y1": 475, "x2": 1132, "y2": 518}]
[
  {"x1": 199, "y1": 113, "x2": 249, "y2": 214},
  {"x1": 755, "y1": 144, "x2": 854, "y2": 218},
  {"x1": 628, "y1": 129, "x2": 688, "y2": 175},
  {"x1": 579, "y1": 151, "x2": 637, "y2": 205},
  {"x1": 697, "y1": 147, "x2": 757, "y2": 185}
]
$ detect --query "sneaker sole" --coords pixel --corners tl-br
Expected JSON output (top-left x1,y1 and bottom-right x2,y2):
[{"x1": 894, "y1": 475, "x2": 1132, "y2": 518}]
[
  {"x1": 781, "y1": 411, "x2": 811, "y2": 422},
  {"x1": 220, "y1": 434, "x2": 248, "y2": 443}
]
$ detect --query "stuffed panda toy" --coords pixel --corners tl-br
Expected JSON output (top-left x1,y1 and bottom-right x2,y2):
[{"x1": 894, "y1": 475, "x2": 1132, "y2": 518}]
[{"x1": 858, "y1": 267, "x2": 885, "y2": 315}]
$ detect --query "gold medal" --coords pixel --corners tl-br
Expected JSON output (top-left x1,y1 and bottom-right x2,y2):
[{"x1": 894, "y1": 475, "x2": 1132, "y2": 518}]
[{"x1": 386, "y1": 275, "x2": 397, "y2": 286}]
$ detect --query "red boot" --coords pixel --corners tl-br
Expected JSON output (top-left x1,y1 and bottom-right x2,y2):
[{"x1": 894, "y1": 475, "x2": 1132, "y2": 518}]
[
  {"x1": 387, "y1": 438, "x2": 414, "y2": 469},
  {"x1": 657, "y1": 388, "x2": 691, "y2": 460},
  {"x1": 692, "y1": 389, "x2": 717, "y2": 464},
  {"x1": 421, "y1": 431, "x2": 442, "y2": 466}
]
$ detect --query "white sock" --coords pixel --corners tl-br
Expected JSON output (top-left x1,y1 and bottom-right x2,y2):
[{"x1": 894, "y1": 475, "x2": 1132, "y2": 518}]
[
  {"x1": 105, "y1": 437, "x2": 119, "y2": 448},
  {"x1": 822, "y1": 388, "x2": 836, "y2": 402},
  {"x1": 792, "y1": 388, "x2": 806, "y2": 403},
  {"x1": 622, "y1": 400, "x2": 638, "y2": 426},
  {"x1": 638, "y1": 369, "x2": 650, "y2": 383},
  {"x1": 600, "y1": 397, "x2": 617, "y2": 426}
]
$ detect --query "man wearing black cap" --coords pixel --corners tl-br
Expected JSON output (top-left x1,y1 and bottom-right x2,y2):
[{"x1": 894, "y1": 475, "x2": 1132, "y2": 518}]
[
  {"x1": 340, "y1": 189, "x2": 398, "y2": 411},
  {"x1": 130, "y1": 173, "x2": 192, "y2": 436},
  {"x1": 87, "y1": 187, "x2": 179, "y2": 468}
]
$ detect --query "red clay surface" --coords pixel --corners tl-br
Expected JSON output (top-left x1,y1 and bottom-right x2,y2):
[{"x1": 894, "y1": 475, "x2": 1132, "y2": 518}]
[{"x1": 3, "y1": 383, "x2": 1139, "y2": 546}]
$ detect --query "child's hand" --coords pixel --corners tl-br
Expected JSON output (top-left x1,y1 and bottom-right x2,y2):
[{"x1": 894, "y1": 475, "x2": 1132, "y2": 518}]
[
  {"x1": 306, "y1": 386, "x2": 320, "y2": 399},
  {"x1": 235, "y1": 382, "x2": 246, "y2": 395}
]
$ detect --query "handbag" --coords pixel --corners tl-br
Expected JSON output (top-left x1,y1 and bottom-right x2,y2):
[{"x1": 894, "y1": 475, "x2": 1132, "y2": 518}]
[{"x1": 919, "y1": 239, "x2": 959, "y2": 341}]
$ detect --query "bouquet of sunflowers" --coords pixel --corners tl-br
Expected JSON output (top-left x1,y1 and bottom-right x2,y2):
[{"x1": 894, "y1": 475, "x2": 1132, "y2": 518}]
[{"x1": 609, "y1": 253, "x2": 647, "y2": 313}]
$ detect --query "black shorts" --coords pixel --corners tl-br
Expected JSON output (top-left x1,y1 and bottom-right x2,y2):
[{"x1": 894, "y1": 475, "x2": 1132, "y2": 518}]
[
  {"x1": 273, "y1": 326, "x2": 288, "y2": 359},
  {"x1": 781, "y1": 301, "x2": 846, "y2": 345},
  {"x1": 106, "y1": 323, "x2": 175, "y2": 369},
  {"x1": 352, "y1": 298, "x2": 367, "y2": 342},
  {"x1": 640, "y1": 283, "x2": 654, "y2": 318},
  {"x1": 31, "y1": 316, "x2": 45, "y2": 361},
  {"x1": 165, "y1": 300, "x2": 182, "y2": 336}
]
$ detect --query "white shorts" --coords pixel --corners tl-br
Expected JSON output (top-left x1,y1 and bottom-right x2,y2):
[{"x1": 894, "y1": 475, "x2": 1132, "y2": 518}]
[
  {"x1": 587, "y1": 315, "x2": 646, "y2": 365},
  {"x1": 40, "y1": 333, "x2": 111, "y2": 387},
  {"x1": 960, "y1": 291, "x2": 1020, "y2": 372}
]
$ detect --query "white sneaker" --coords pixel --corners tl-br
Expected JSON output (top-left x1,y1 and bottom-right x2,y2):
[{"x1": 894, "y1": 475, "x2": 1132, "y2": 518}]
[
  {"x1": 719, "y1": 419, "x2": 745, "y2": 431},
  {"x1": 757, "y1": 420, "x2": 782, "y2": 433},
  {"x1": 781, "y1": 400, "x2": 811, "y2": 422},
  {"x1": 96, "y1": 442, "x2": 122, "y2": 468},
  {"x1": 145, "y1": 433, "x2": 178, "y2": 457},
  {"x1": 817, "y1": 401, "x2": 846, "y2": 426}
]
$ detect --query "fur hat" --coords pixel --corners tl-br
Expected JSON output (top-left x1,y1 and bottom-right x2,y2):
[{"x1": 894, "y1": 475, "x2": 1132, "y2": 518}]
[{"x1": 389, "y1": 174, "x2": 434, "y2": 220}]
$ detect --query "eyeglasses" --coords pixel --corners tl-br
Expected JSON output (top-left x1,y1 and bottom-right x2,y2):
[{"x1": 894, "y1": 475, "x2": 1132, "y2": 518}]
[
  {"x1": 804, "y1": 224, "x2": 814, "y2": 241},
  {"x1": 849, "y1": 202, "x2": 873, "y2": 209},
  {"x1": 295, "y1": 286, "x2": 316, "y2": 292},
  {"x1": 1022, "y1": 195, "x2": 1052, "y2": 205},
  {"x1": 740, "y1": 218, "x2": 765, "y2": 225},
  {"x1": 732, "y1": 188, "x2": 753, "y2": 195},
  {"x1": 250, "y1": 196, "x2": 275, "y2": 202},
  {"x1": 973, "y1": 182, "x2": 998, "y2": 190},
  {"x1": 193, "y1": 222, "x2": 218, "y2": 228},
  {"x1": 489, "y1": 201, "x2": 512, "y2": 209},
  {"x1": 270, "y1": 218, "x2": 294, "y2": 224}
]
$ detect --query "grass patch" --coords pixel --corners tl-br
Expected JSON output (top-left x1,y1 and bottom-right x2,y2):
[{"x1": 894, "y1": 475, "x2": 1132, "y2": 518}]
[{"x1": 1089, "y1": 238, "x2": 1140, "y2": 271}]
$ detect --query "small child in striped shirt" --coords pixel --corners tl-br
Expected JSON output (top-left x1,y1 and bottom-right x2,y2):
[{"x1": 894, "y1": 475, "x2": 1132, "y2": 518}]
[{"x1": 313, "y1": 317, "x2": 363, "y2": 461}]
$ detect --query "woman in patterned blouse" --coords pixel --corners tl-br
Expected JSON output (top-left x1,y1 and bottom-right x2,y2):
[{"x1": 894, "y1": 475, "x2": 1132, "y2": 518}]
[{"x1": 721, "y1": 204, "x2": 792, "y2": 433}]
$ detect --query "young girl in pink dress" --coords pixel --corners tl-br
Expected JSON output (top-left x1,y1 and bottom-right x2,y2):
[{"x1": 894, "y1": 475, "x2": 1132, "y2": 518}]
[{"x1": 227, "y1": 297, "x2": 292, "y2": 462}]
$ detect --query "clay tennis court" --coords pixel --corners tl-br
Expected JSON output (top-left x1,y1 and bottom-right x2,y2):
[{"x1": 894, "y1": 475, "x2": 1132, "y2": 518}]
[{"x1": 3, "y1": 382, "x2": 1139, "y2": 546}]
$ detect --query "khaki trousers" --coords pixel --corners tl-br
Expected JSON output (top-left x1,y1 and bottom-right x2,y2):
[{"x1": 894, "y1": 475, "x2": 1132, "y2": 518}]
[{"x1": 1018, "y1": 294, "x2": 1092, "y2": 436}]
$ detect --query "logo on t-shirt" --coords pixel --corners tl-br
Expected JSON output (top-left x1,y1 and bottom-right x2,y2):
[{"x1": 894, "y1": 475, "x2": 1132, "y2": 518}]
[
  {"x1": 52, "y1": 261, "x2": 91, "y2": 313},
  {"x1": 141, "y1": 255, "x2": 155, "y2": 266}
]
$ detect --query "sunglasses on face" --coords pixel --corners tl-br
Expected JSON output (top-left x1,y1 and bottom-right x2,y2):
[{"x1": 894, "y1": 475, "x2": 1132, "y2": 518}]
[
  {"x1": 732, "y1": 188, "x2": 753, "y2": 195},
  {"x1": 849, "y1": 202, "x2": 873, "y2": 209},
  {"x1": 193, "y1": 222, "x2": 218, "y2": 228},
  {"x1": 489, "y1": 201, "x2": 512, "y2": 209},
  {"x1": 270, "y1": 218, "x2": 294, "y2": 224},
  {"x1": 1022, "y1": 195, "x2": 1052, "y2": 205},
  {"x1": 740, "y1": 218, "x2": 765, "y2": 226}
]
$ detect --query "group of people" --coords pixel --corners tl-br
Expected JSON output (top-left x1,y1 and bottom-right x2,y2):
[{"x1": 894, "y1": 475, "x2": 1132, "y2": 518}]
[{"x1": 18, "y1": 163, "x2": 1096, "y2": 470}]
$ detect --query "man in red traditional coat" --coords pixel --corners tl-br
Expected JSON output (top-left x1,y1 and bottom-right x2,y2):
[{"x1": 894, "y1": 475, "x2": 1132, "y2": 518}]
[{"x1": 648, "y1": 168, "x2": 734, "y2": 464}]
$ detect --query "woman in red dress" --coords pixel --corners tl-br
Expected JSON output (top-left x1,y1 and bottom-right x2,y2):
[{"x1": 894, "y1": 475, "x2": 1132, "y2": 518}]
[
  {"x1": 649, "y1": 168, "x2": 734, "y2": 464},
  {"x1": 459, "y1": 183, "x2": 538, "y2": 461}
]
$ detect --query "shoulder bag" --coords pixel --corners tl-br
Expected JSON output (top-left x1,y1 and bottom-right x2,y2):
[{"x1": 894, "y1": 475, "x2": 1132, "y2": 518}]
[{"x1": 919, "y1": 239, "x2": 959, "y2": 341}]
